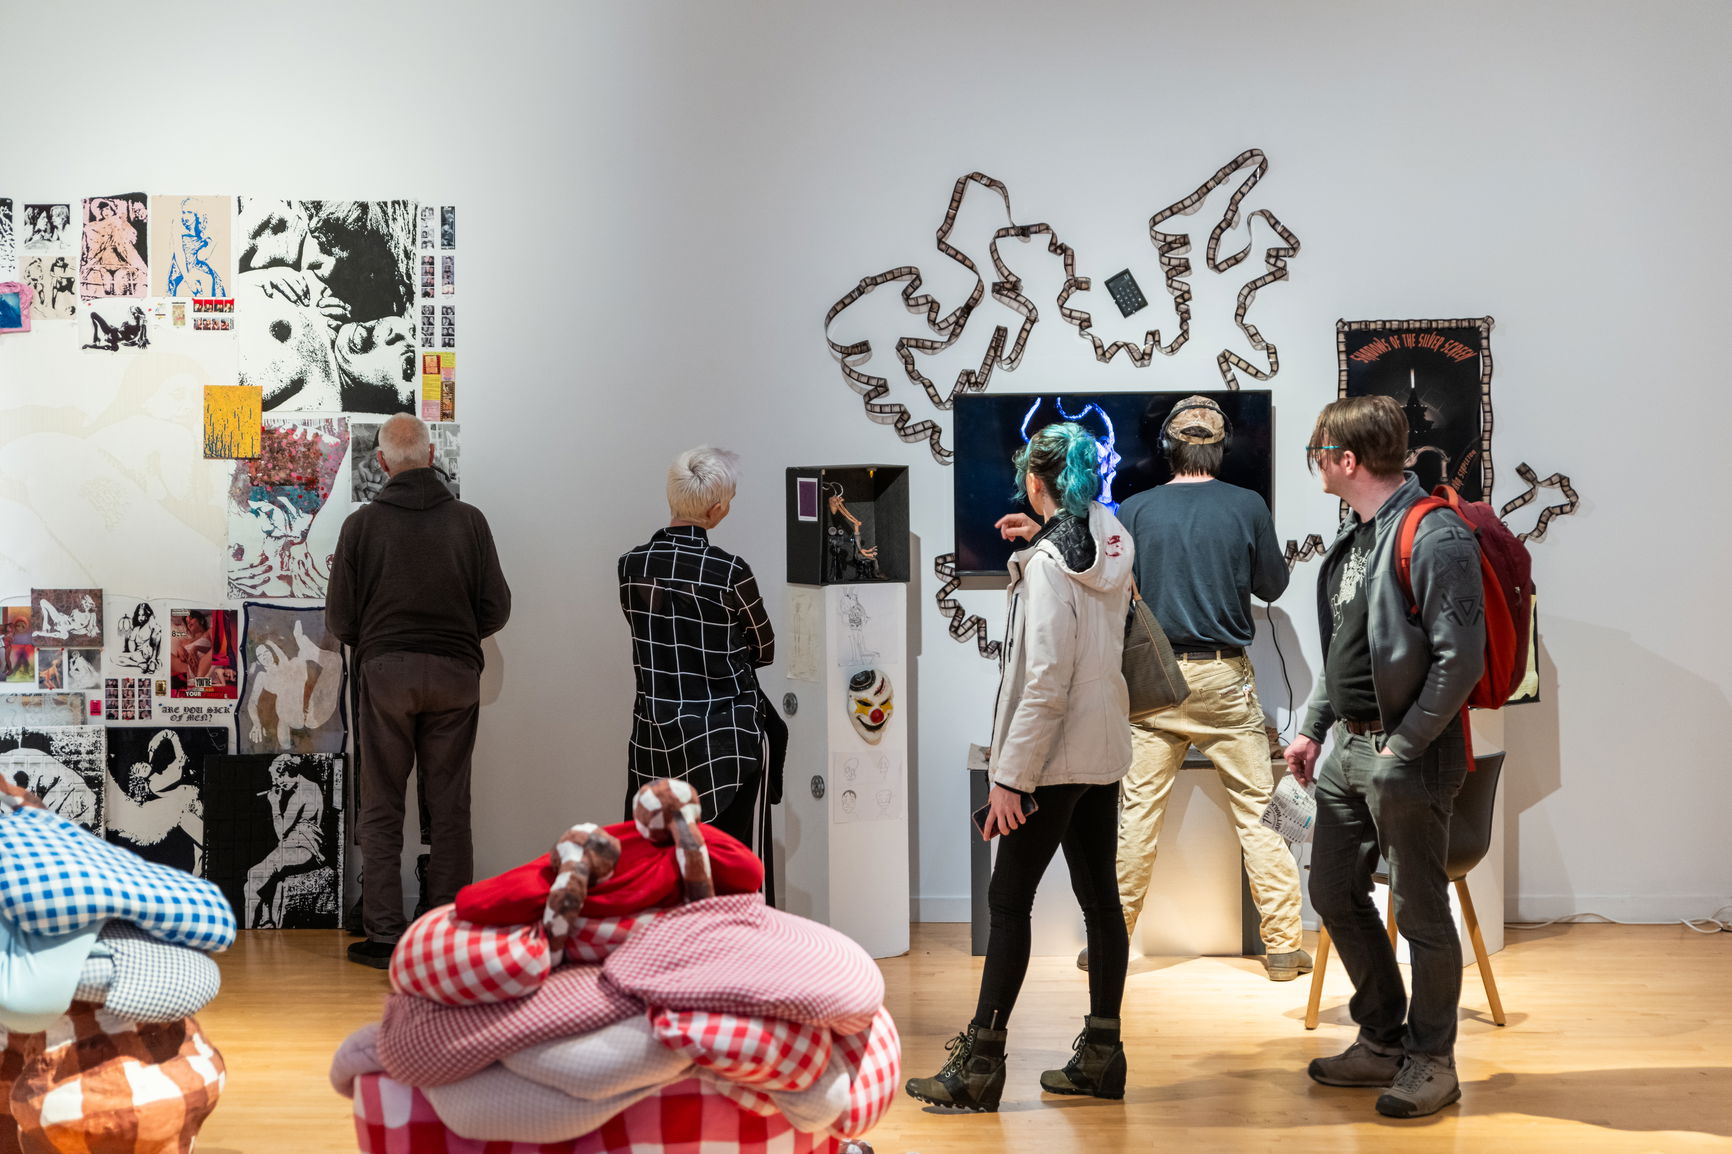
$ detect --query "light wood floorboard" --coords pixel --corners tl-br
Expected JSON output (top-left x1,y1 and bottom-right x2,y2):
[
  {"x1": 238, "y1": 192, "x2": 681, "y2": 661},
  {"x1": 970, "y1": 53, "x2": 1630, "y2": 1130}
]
[{"x1": 193, "y1": 923, "x2": 1731, "y2": 1153}]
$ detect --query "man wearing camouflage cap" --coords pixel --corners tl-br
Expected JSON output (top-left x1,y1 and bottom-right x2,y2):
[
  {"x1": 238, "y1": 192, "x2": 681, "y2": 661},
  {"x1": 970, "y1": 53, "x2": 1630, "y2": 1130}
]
[{"x1": 1083, "y1": 395, "x2": 1310, "y2": 982}]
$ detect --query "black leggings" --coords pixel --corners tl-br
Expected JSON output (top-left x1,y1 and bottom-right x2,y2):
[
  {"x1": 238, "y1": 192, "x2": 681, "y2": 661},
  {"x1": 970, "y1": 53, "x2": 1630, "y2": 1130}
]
[{"x1": 973, "y1": 782, "x2": 1126, "y2": 1030}]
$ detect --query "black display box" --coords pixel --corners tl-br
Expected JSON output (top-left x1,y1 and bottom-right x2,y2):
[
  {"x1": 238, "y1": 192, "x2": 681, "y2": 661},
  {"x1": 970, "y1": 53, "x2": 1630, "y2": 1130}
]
[{"x1": 785, "y1": 465, "x2": 909, "y2": 585}]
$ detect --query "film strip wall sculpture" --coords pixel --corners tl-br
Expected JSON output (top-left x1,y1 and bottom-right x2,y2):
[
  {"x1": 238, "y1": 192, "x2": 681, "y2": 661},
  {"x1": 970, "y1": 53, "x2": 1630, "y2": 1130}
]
[
  {"x1": 823, "y1": 149, "x2": 1302, "y2": 467},
  {"x1": 824, "y1": 151, "x2": 1304, "y2": 656}
]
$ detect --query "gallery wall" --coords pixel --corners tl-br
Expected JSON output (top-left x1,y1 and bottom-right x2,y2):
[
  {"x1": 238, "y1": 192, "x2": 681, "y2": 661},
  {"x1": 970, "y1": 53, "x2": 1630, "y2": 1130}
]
[{"x1": 4, "y1": 0, "x2": 1727, "y2": 924}]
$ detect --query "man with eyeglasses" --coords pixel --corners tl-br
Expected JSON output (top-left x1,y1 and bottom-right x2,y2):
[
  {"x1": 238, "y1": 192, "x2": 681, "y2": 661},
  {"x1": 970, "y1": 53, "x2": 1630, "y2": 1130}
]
[{"x1": 1284, "y1": 394, "x2": 1485, "y2": 1118}]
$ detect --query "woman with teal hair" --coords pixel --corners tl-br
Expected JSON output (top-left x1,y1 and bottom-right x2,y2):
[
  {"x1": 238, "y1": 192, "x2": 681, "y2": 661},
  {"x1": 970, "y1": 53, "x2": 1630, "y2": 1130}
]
[{"x1": 906, "y1": 422, "x2": 1137, "y2": 1113}]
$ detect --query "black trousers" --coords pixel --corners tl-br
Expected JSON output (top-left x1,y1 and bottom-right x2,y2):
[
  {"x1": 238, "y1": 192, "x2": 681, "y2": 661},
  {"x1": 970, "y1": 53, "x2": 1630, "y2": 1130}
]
[
  {"x1": 620, "y1": 769, "x2": 760, "y2": 849},
  {"x1": 974, "y1": 781, "x2": 1127, "y2": 1030}
]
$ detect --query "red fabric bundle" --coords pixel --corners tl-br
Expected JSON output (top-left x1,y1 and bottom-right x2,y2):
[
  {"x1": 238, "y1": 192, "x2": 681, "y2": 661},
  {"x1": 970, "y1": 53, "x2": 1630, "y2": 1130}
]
[{"x1": 456, "y1": 822, "x2": 763, "y2": 925}]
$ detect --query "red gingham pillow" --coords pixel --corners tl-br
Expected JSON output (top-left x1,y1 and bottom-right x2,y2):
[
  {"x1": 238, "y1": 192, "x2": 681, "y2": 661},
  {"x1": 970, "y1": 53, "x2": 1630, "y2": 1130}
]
[
  {"x1": 829, "y1": 1006, "x2": 900, "y2": 1139},
  {"x1": 389, "y1": 905, "x2": 551, "y2": 1007},
  {"x1": 563, "y1": 910, "x2": 664, "y2": 964},
  {"x1": 651, "y1": 1009, "x2": 833, "y2": 1092}
]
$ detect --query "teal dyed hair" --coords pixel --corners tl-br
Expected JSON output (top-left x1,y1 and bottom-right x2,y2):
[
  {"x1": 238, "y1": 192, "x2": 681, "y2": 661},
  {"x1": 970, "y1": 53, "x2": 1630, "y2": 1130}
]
[{"x1": 1011, "y1": 422, "x2": 1102, "y2": 518}]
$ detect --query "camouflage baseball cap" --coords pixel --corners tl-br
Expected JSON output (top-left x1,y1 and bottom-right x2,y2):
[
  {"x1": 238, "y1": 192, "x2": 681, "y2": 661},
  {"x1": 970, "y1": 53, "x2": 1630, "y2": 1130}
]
[{"x1": 1166, "y1": 396, "x2": 1227, "y2": 445}]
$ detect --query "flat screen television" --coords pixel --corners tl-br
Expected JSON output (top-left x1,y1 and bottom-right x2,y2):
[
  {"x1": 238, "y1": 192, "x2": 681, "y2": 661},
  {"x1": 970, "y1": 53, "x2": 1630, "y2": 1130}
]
[{"x1": 951, "y1": 390, "x2": 1274, "y2": 576}]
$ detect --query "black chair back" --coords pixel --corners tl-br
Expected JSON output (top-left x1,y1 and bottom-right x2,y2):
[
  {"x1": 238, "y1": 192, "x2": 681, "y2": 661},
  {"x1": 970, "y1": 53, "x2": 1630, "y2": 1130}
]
[{"x1": 1444, "y1": 751, "x2": 1505, "y2": 882}]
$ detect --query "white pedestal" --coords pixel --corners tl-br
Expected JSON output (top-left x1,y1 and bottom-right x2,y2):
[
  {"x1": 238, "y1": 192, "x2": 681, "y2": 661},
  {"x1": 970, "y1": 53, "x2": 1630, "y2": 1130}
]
[
  {"x1": 779, "y1": 583, "x2": 910, "y2": 959},
  {"x1": 1027, "y1": 761, "x2": 1256, "y2": 958}
]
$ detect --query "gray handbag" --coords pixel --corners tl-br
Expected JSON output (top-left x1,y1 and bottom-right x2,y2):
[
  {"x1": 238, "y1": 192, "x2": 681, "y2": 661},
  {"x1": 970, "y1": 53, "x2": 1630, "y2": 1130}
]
[{"x1": 1123, "y1": 578, "x2": 1190, "y2": 721}]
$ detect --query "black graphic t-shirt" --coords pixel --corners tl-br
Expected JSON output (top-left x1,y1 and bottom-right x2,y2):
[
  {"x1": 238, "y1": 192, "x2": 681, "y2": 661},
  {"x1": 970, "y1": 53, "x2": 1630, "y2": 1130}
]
[{"x1": 1325, "y1": 519, "x2": 1379, "y2": 722}]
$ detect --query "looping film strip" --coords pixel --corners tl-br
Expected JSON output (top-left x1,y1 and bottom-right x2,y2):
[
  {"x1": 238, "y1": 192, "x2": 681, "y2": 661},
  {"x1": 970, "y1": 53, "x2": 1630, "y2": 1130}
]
[
  {"x1": 1283, "y1": 534, "x2": 1328, "y2": 569},
  {"x1": 933, "y1": 552, "x2": 1000, "y2": 660},
  {"x1": 823, "y1": 174, "x2": 1026, "y2": 464},
  {"x1": 1498, "y1": 462, "x2": 1580, "y2": 542},
  {"x1": 824, "y1": 151, "x2": 1302, "y2": 465},
  {"x1": 1060, "y1": 148, "x2": 1300, "y2": 386}
]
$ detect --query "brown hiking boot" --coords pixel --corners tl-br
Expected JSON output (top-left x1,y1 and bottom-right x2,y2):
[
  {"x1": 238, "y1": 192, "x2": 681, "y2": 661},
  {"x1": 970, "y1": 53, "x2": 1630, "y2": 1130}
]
[
  {"x1": 1039, "y1": 1016, "x2": 1126, "y2": 1099},
  {"x1": 905, "y1": 1024, "x2": 1007, "y2": 1112}
]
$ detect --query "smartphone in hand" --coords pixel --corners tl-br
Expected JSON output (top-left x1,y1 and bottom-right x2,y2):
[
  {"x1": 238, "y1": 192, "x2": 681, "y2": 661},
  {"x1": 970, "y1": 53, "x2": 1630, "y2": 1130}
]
[{"x1": 972, "y1": 793, "x2": 1039, "y2": 838}]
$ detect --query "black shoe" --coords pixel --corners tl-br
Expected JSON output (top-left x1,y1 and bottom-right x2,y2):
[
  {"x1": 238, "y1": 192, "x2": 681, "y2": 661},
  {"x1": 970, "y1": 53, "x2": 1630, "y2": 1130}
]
[
  {"x1": 1040, "y1": 1015, "x2": 1127, "y2": 1099},
  {"x1": 347, "y1": 939, "x2": 397, "y2": 969},
  {"x1": 905, "y1": 1023, "x2": 1007, "y2": 1112}
]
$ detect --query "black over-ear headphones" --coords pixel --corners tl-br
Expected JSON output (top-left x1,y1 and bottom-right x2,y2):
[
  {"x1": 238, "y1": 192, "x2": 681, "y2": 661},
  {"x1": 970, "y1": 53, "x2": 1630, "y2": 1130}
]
[{"x1": 1158, "y1": 395, "x2": 1233, "y2": 456}]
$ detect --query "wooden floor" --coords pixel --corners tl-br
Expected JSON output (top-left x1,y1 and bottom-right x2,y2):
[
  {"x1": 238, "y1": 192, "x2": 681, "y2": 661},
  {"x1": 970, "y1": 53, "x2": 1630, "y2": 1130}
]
[{"x1": 194, "y1": 923, "x2": 1732, "y2": 1153}]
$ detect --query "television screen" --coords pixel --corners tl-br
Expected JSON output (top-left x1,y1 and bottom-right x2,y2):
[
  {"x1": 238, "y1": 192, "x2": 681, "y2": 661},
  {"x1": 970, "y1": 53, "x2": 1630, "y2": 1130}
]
[{"x1": 951, "y1": 390, "x2": 1274, "y2": 576}]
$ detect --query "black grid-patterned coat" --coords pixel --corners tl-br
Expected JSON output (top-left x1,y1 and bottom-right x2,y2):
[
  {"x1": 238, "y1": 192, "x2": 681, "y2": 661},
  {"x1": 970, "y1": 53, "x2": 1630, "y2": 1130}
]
[{"x1": 618, "y1": 526, "x2": 775, "y2": 819}]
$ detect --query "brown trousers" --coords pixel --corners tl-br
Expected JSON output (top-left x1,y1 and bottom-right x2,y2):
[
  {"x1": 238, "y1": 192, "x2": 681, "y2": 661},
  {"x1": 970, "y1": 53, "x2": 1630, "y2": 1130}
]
[{"x1": 357, "y1": 651, "x2": 480, "y2": 943}]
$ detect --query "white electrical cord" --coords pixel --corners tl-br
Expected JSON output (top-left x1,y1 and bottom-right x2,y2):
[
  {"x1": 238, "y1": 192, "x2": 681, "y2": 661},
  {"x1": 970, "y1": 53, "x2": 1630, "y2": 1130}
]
[{"x1": 1506, "y1": 906, "x2": 1732, "y2": 934}]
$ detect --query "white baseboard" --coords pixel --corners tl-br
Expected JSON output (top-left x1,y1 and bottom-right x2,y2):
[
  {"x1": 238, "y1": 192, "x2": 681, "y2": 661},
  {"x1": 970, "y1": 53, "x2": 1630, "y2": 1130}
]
[
  {"x1": 1508, "y1": 894, "x2": 1732, "y2": 924},
  {"x1": 914, "y1": 896, "x2": 970, "y2": 923}
]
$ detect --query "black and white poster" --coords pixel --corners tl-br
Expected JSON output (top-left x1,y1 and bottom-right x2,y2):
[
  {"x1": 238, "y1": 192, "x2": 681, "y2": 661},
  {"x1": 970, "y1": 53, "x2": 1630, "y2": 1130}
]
[
  {"x1": 239, "y1": 603, "x2": 346, "y2": 754},
  {"x1": 204, "y1": 753, "x2": 343, "y2": 929},
  {"x1": 236, "y1": 198, "x2": 418, "y2": 415},
  {"x1": 21, "y1": 204, "x2": 78, "y2": 321},
  {"x1": 108, "y1": 600, "x2": 164, "y2": 677},
  {"x1": 103, "y1": 726, "x2": 227, "y2": 873},
  {"x1": 1338, "y1": 318, "x2": 1494, "y2": 503},
  {"x1": 0, "y1": 726, "x2": 104, "y2": 831}
]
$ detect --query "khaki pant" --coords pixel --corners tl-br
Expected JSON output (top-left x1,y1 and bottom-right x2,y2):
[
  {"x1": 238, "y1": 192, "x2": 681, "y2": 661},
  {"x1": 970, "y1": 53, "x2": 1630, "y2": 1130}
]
[{"x1": 1116, "y1": 655, "x2": 1304, "y2": 954}]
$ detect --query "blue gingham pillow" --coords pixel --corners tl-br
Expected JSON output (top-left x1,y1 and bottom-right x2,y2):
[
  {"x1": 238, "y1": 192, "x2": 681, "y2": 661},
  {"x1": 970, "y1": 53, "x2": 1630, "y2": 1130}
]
[{"x1": 0, "y1": 807, "x2": 236, "y2": 952}]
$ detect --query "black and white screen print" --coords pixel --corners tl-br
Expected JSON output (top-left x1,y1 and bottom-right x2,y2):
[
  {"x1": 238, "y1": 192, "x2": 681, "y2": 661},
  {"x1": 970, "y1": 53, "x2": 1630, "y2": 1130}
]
[
  {"x1": 204, "y1": 753, "x2": 343, "y2": 929},
  {"x1": 103, "y1": 726, "x2": 228, "y2": 873},
  {"x1": 239, "y1": 603, "x2": 346, "y2": 755},
  {"x1": 236, "y1": 199, "x2": 418, "y2": 415},
  {"x1": 0, "y1": 726, "x2": 105, "y2": 831}
]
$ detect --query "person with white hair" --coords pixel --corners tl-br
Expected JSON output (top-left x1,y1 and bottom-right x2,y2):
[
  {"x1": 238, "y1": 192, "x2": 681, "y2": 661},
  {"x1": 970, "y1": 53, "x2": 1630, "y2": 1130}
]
[
  {"x1": 327, "y1": 412, "x2": 511, "y2": 969},
  {"x1": 618, "y1": 446, "x2": 781, "y2": 854}
]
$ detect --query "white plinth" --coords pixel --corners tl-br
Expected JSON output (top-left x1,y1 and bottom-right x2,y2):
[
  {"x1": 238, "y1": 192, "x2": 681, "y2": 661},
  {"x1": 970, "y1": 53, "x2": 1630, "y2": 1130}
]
[
  {"x1": 1027, "y1": 762, "x2": 1255, "y2": 958},
  {"x1": 778, "y1": 583, "x2": 910, "y2": 959}
]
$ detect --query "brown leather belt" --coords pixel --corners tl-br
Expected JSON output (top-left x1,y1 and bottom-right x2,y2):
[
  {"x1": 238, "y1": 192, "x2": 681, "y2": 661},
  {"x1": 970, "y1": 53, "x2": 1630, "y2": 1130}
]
[
  {"x1": 1174, "y1": 647, "x2": 1245, "y2": 661},
  {"x1": 1342, "y1": 718, "x2": 1385, "y2": 736}
]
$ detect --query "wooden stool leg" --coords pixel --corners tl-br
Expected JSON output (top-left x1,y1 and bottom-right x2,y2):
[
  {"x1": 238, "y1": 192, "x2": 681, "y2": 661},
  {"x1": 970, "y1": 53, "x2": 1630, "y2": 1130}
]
[
  {"x1": 1385, "y1": 889, "x2": 1399, "y2": 948},
  {"x1": 1455, "y1": 878, "x2": 1507, "y2": 1026},
  {"x1": 1304, "y1": 927, "x2": 1331, "y2": 1030}
]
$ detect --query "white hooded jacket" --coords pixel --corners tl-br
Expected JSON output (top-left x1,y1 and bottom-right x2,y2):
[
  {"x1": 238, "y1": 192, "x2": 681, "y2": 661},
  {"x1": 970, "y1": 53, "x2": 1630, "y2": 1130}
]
[{"x1": 988, "y1": 501, "x2": 1136, "y2": 793}]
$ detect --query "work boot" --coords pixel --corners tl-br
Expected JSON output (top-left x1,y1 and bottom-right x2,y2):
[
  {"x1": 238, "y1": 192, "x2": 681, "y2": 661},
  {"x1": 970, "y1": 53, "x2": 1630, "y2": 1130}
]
[
  {"x1": 1375, "y1": 1053, "x2": 1461, "y2": 1117},
  {"x1": 1306, "y1": 1039, "x2": 1404, "y2": 1087},
  {"x1": 1263, "y1": 947, "x2": 1314, "y2": 982},
  {"x1": 904, "y1": 1023, "x2": 1007, "y2": 1112},
  {"x1": 1039, "y1": 1016, "x2": 1127, "y2": 1099}
]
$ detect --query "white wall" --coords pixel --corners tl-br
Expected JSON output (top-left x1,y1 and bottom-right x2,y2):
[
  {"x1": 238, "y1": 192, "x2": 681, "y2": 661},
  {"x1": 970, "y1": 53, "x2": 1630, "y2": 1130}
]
[{"x1": 4, "y1": 0, "x2": 1727, "y2": 924}]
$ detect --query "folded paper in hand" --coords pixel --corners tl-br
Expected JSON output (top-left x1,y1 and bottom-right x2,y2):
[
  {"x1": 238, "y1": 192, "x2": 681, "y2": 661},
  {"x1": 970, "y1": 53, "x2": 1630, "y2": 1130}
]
[{"x1": 1260, "y1": 775, "x2": 1316, "y2": 844}]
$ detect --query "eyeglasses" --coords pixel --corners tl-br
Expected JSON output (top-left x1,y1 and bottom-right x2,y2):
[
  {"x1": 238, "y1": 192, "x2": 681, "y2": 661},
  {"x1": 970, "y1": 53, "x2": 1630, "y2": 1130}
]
[{"x1": 1305, "y1": 444, "x2": 1341, "y2": 454}]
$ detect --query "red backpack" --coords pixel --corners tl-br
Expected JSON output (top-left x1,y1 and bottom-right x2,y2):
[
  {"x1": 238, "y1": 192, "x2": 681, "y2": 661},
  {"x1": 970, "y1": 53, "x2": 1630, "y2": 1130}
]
[{"x1": 1395, "y1": 485, "x2": 1534, "y2": 714}]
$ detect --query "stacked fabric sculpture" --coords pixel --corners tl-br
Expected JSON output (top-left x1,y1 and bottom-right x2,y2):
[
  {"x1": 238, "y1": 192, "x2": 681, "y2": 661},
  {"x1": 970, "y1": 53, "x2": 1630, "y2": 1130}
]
[
  {"x1": 0, "y1": 782, "x2": 232, "y2": 1154},
  {"x1": 333, "y1": 779, "x2": 898, "y2": 1154}
]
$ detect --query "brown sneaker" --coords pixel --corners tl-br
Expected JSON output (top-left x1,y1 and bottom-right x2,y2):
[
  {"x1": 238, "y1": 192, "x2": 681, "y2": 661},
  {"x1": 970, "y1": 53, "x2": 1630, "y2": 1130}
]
[
  {"x1": 1376, "y1": 1054, "x2": 1460, "y2": 1117},
  {"x1": 1263, "y1": 948, "x2": 1314, "y2": 981},
  {"x1": 1307, "y1": 1040, "x2": 1404, "y2": 1087}
]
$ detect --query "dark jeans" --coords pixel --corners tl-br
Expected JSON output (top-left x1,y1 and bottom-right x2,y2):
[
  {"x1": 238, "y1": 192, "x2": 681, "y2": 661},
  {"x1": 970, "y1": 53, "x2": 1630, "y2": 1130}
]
[
  {"x1": 1309, "y1": 721, "x2": 1468, "y2": 1058},
  {"x1": 358, "y1": 651, "x2": 481, "y2": 943},
  {"x1": 974, "y1": 782, "x2": 1127, "y2": 1031}
]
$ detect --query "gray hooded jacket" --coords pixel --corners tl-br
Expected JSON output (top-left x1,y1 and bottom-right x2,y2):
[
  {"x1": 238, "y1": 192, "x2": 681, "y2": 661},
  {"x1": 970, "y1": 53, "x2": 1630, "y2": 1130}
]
[{"x1": 1299, "y1": 474, "x2": 1485, "y2": 761}]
